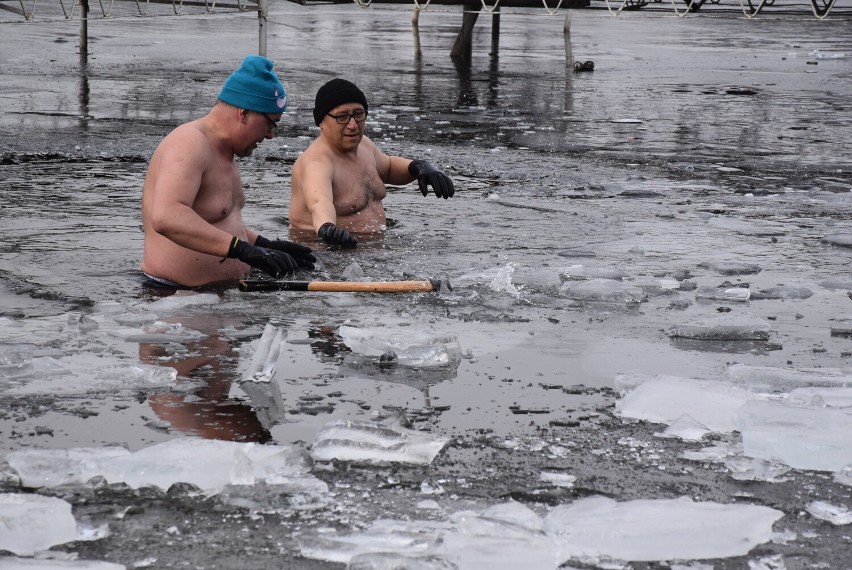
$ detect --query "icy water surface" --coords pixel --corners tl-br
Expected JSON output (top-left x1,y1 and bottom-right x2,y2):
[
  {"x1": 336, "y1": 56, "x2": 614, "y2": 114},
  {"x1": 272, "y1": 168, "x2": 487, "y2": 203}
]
[{"x1": 1, "y1": 3, "x2": 852, "y2": 568}]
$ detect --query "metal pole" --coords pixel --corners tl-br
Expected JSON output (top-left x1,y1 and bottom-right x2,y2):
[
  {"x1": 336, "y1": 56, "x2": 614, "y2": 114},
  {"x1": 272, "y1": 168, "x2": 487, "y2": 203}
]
[{"x1": 258, "y1": 0, "x2": 268, "y2": 57}]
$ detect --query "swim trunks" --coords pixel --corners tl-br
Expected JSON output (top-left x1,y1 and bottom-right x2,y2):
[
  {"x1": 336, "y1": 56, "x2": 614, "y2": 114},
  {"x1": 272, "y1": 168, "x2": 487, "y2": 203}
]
[{"x1": 141, "y1": 272, "x2": 185, "y2": 289}]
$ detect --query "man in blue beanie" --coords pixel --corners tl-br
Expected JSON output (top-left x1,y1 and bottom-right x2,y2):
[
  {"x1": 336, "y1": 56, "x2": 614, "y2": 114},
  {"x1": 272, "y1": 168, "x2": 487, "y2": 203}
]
[
  {"x1": 141, "y1": 55, "x2": 315, "y2": 287},
  {"x1": 288, "y1": 78, "x2": 454, "y2": 248}
]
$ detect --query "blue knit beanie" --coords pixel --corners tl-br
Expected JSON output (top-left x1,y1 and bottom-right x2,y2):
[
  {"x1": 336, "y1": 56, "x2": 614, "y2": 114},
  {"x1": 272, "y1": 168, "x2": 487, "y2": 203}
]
[{"x1": 218, "y1": 55, "x2": 288, "y2": 114}]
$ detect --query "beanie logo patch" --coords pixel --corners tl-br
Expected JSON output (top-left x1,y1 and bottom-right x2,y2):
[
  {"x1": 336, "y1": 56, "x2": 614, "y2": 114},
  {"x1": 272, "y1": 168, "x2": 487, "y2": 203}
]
[{"x1": 277, "y1": 95, "x2": 287, "y2": 109}]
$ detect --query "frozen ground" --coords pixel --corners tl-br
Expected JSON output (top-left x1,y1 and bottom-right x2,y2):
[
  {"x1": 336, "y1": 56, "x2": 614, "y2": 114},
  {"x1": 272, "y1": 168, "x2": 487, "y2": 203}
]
[{"x1": 1, "y1": 2, "x2": 852, "y2": 568}]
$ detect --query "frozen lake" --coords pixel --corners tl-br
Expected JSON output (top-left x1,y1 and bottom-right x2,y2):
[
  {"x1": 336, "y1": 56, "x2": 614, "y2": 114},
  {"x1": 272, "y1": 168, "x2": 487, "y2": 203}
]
[{"x1": 1, "y1": 2, "x2": 852, "y2": 568}]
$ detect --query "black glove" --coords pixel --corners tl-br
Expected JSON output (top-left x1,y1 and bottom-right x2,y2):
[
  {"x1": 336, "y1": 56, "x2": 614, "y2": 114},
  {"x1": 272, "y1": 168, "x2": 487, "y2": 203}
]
[
  {"x1": 254, "y1": 235, "x2": 316, "y2": 271},
  {"x1": 226, "y1": 236, "x2": 298, "y2": 278},
  {"x1": 408, "y1": 159, "x2": 454, "y2": 199},
  {"x1": 318, "y1": 222, "x2": 357, "y2": 248}
]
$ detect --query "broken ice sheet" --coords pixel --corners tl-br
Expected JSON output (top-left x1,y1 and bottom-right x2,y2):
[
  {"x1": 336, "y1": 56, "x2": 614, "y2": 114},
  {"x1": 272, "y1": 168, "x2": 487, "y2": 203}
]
[
  {"x1": 723, "y1": 456, "x2": 791, "y2": 482},
  {"x1": 558, "y1": 278, "x2": 646, "y2": 304},
  {"x1": 5, "y1": 438, "x2": 318, "y2": 494},
  {"x1": 0, "y1": 559, "x2": 126, "y2": 569},
  {"x1": 240, "y1": 323, "x2": 286, "y2": 383},
  {"x1": 0, "y1": 493, "x2": 79, "y2": 556},
  {"x1": 543, "y1": 495, "x2": 783, "y2": 561},
  {"x1": 805, "y1": 500, "x2": 852, "y2": 525},
  {"x1": 727, "y1": 364, "x2": 852, "y2": 393},
  {"x1": 655, "y1": 413, "x2": 712, "y2": 442},
  {"x1": 2, "y1": 356, "x2": 177, "y2": 396},
  {"x1": 668, "y1": 313, "x2": 770, "y2": 341},
  {"x1": 297, "y1": 497, "x2": 783, "y2": 567},
  {"x1": 337, "y1": 325, "x2": 462, "y2": 369},
  {"x1": 615, "y1": 375, "x2": 764, "y2": 433},
  {"x1": 737, "y1": 400, "x2": 852, "y2": 471},
  {"x1": 145, "y1": 291, "x2": 220, "y2": 313},
  {"x1": 108, "y1": 321, "x2": 207, "y2": 343},
  {"x1": 310, "y1": 419, "x2": 450, "y2": 466}
]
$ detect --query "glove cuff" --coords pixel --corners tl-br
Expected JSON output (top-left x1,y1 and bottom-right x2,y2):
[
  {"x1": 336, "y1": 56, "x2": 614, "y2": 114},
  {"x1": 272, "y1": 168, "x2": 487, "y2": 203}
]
[
  {"x1": 225, "y1": 236, "x2": 241, "y2": 259},
  {"x1": 408, "y1": 159, "x2": 429, "y2": 177},
  {"x1": 318, "y1": 222, "x2": 335, "y2": 237}
]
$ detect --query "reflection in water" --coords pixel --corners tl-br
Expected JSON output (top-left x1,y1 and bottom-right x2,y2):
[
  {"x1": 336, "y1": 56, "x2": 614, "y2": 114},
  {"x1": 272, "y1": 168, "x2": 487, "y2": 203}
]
[
  {"x1": 78, "y1": 61, "x2": 90, "y2": 131},
  {"x1": 139, "y1": 312, "x2": 272, "y2": 443}
]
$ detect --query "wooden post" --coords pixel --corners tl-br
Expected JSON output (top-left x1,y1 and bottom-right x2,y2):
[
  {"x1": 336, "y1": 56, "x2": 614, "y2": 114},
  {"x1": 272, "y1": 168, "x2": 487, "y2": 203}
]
[
  {"x1": 563, "y1": 12, "x2": 573, "y2": 69},
  {"x1": 450, "y1": 8, "x2": 479, "y2": 61},
  {"x1": 79, "y1": 0, "x2": 88, "y2": 62},
  {"x1": 412, "y1": 6, "x2": 422, "y2": 57},
  {"x1": 258, "y1": 0, "x2": 268, "y2": 57},
  {"x1": 490, "y1": 6, "x2": 500, "y2": 57}
]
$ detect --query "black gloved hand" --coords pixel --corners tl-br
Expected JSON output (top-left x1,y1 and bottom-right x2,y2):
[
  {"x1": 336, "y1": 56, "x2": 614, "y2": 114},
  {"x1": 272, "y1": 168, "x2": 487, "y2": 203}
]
[
  {"x1": 226, "y1": 236, "x2": 298, "y2": 278},
  {"x1": 254, "y1": 235, "x2": 316, "y2": 271},
  {"x1": 318, "y1": 222, "x2": 357, "y2": 248},
  {"x1": 408, "y1": 159, "x2": 454, "y2": 199}
]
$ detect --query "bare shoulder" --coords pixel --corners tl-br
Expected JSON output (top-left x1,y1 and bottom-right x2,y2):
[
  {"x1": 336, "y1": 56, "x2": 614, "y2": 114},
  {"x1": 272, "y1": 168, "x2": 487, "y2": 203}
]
[{"x1": 154, "y1": 120, "x2": 211, "y2": 162}]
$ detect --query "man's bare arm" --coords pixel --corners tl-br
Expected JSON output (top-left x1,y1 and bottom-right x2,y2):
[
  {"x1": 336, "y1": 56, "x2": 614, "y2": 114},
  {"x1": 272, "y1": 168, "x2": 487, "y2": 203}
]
[{"x1": 147, "y1": 130, "x2": 236, "y2": 257}]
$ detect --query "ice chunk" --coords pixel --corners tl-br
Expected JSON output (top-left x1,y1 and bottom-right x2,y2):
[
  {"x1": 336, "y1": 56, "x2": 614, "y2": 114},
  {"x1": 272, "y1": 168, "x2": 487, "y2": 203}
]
[
  {"x1": 697, "y1": 261, "x2": 761, "y2": 275},
  {"x1": 5, "y1": 446, "x2": 132, "y2": 488},
  {"x1": 108, "y1": 321, "x2": 207, "y2": 343},
  {"x1": 543, "y1": 495, "x2": 783, "y2": 561},
  {"x1": 0, "y1": 559, "x2": 126, "y2": 569},
  {"x1": 3, "y1": 360, "x2": 177, "y2": 396},
  {"x1": 788, "y1": 386, "x2": 852, "y2": 408},
  {"x1": 146, "y1": 291, "x2": 220, "y2": 313},
  {"x1": 668, "y1": 313, "x2": 770, "y2": 340},
  {"x1": 539, "y1": 471, "x2": 576, "y2": 488},
  {"x1": 805, "y1": 501, "x2": 852, "y2": 525},
  {"x1": 241, "y1": 323, "x2": 286, "y2": 383},
  {"x1": 656, "y1": 414, "x2": 712, "y2": 442},
  {"x1": 6, "y1": 439, "x2": 314, "y2": 493},
  {"x1": 311, "y1": 420, "x2": 449, "y2": 466},
  {"x1": 338, "y1": 326, "x2": 461, "y2": 369},
  {"x1": 695, "y1": 286, "x2": 750, "y2": 302},
  {"x1": 750, "y1": 286, "x2": 813, "y2": 300},
  {"x1": 347, "y1": 553, "x2": 457, "y2": 569},
  {"x1": 831, "y1": 318, "x2": 852, "y2": 336},
  {"x1": 0, "y1": 493, "x2": 79, "y2": 556},
  {"x1": 727, "y1": 364, "x2": 852, "y2": 393},
  {"x1": 99, "y1": 438, "x2": 313, "y2": 490},
  {"x1": 737, "y1": 400, "x2": 852, "y2": 471},
  {"x1": 723, "y1": 457, "x2": 791, "y2": 482},
  {"x1": 297, "y1": 520, "x2": 445, "y2": 564},
  {"x1": 559, "y1": 264, "x2": 628, "y2": 281},
  {"x1": 615, "y1": 376, "x2": 763, "y2": 433},
  {"x1": 821, "y1": 233, "x2": 852, "y2": 248},
  {"x1": 559, "y1": 278, "x2": 646, "y2": 304}
]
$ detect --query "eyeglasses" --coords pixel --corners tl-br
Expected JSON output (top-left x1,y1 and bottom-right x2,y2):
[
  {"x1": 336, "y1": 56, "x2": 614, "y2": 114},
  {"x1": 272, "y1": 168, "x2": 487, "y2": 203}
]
[
  {"x1": 256, "y1": 111, "x2": 280, "y2": 131},
  {"x1": 327, "y1": 109, "x2": 367, "y2": 125}
]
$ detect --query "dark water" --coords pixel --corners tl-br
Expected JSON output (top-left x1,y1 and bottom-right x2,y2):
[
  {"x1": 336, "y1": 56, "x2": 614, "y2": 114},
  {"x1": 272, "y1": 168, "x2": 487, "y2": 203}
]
[{"x1": 1, "y1": 4, "x2": 852, "y2": 567}]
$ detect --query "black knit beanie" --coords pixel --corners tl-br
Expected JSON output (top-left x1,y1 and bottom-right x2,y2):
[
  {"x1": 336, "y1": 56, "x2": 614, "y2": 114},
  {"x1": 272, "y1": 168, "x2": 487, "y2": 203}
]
[{"x1": 313, "y1": 78, "x2": 369, "y2": 126}]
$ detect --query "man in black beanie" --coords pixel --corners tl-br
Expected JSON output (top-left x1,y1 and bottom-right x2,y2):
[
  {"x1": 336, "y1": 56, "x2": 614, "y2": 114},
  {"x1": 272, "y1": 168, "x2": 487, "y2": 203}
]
[{"x1": 289, "y1": 78, "x2": 454, "y2": 248}]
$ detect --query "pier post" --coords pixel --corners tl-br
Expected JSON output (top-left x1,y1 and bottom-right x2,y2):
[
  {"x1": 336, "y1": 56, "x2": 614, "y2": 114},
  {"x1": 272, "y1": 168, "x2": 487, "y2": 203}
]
[
  {"x1": 80, "y1": 0, "x2": 89, "y2": 62},
  {"x1": 490, "y1": 6, "x2": 500, "y2": 57},
  {"x1": 563, "y1": 11, "x2": 573, "y2": 69},
  {"x1": 450, "y1": 8, "x2": 479, "y2": 61},
  {"x1": 258, "y1": 0, "x2": 268, "y2": 56}
]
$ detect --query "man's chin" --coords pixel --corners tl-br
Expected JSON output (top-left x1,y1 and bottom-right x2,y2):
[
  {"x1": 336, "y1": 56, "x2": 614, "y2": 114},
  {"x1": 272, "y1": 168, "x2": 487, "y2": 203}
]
[{"x1": 237, "y1": 146, "x2": 256, "y2": 158}]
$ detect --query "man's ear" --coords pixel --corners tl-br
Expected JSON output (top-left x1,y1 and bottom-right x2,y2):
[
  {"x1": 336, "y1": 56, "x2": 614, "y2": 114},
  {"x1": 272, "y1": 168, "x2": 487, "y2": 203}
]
[{"x1": 238, "y1": 108, "x2": 250, "y2": 124}]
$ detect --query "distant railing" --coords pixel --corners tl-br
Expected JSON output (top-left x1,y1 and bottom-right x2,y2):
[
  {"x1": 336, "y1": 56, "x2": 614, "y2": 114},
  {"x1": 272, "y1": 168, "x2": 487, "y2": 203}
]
[
  {"x1": 294, "y1": 0, "x2": 847, "y2": 18},
  {"x1": 0, "y1": 0, "x2": 258, "y2": 20},
  {"x1": 596, "y1": 0, "x2": 841, "y2": 18}
]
